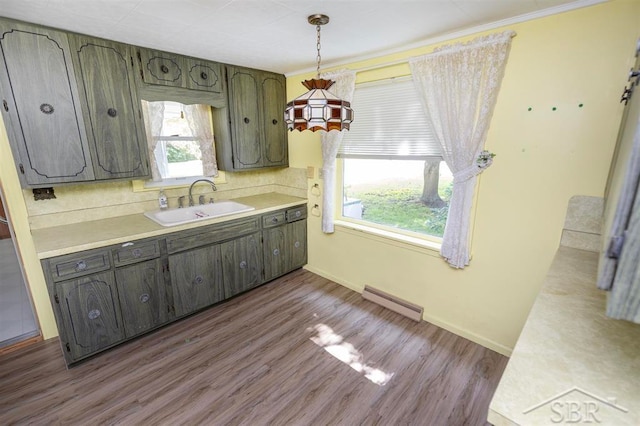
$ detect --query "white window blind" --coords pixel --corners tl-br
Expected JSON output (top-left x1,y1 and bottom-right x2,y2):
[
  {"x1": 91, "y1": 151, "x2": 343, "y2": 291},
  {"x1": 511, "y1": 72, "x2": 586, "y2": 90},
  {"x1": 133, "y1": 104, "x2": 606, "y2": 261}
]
[{"x1": 338, "y1": 78, "x2": 441, "y2": 159}]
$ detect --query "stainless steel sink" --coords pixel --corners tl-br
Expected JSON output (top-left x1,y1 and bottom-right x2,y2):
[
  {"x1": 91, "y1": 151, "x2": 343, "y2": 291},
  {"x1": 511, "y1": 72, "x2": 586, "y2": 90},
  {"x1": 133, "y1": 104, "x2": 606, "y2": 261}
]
[{"x1": 144, "y1": 201, "x2": 255, "y2": 227}]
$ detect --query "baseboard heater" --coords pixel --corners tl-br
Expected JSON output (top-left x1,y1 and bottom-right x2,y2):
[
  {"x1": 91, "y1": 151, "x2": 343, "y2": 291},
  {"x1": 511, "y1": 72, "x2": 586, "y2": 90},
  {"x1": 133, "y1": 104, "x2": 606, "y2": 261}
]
[{"x1": 361, "y1": 285, "x2": 423, "y2": 322}]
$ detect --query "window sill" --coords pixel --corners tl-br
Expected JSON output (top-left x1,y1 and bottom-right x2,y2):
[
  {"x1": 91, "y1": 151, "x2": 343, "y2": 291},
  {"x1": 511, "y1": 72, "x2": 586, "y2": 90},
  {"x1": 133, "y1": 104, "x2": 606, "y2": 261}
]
[{"x1": 333, "y1": 219, "x2": 442, "y2": 256}]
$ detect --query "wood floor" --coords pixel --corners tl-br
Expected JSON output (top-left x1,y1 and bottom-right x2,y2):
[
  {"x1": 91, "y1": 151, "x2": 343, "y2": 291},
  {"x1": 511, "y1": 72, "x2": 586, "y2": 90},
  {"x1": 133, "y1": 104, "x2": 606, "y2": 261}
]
[{"x1": 0, "y1": 270, "x2": 508, "y2": 425}]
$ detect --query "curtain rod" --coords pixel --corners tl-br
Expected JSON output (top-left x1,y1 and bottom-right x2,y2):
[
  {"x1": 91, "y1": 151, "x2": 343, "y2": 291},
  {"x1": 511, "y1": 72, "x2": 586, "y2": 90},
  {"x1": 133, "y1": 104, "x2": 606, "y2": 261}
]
[{"x1": 354, "y1": 58, "x2": 410, "y2": 73}]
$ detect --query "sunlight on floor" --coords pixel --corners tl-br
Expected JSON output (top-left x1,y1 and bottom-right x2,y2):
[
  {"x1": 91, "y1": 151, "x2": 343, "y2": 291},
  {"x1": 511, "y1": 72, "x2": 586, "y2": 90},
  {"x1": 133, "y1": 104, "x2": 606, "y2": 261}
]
[{"x1": 308, "y1": 323, "x2": 394, "y2": 386}]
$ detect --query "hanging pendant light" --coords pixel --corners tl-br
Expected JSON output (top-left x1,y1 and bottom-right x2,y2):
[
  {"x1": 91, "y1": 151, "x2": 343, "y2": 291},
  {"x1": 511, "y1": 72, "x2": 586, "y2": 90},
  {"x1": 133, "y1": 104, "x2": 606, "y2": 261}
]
[{"x1": 284, "y1": 14, "x2": 353, "y2": 132}]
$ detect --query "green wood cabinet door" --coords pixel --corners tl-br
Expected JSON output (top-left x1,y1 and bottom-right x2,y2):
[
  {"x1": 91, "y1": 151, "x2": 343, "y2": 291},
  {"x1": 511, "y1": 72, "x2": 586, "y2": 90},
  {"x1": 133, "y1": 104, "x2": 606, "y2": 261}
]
[
  {"x1": 137, "y1": 48, "x2": 222, "y2": 94},
  {"x1": 54, "y1": 271, "x2": 124, "y2": 361},
  {"x1": 227, "y1": 66, "x2": 261, "y2": 169},
  {"x1": 70, "y1": 35, "x2": 149, "y2": 180},
  {"x1": 137, "y1": 48, "x2": 186, "y2": 87},
  {"x1": 115, "y1": 258, "x2": 168, "y2": 337},
  {"x1": 263, "y1": 226, "x2": 287, "y2": 282},
  {"x1": 0, "y1": 19, "x2": 94, "y2": 186},
  {"x1": 287, "y1": 219, "x2": 308, "y2": 271},
  {"x1": 169, "y1": 245, "x2": 224, "y2": 317},
  {"x1": 185, "y1": 58, "x2": 223, "y2": 93},
  {"x1": 221, "y1": 232, "x2": 263, "y2": 298},
  {"x1": 214, "y1": 66, "x2": 288, "y2": 171},
  {"x1": 261, "y1": 74, "x2": 288, "y2": 167},
  {"x1": 263, "y1": 219, "x2": 307, "y2": 281}
]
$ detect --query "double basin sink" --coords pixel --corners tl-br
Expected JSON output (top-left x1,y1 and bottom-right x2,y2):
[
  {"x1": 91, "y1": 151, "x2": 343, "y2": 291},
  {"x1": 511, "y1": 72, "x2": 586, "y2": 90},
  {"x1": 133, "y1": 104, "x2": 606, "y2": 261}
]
[{"x1": 144, "y1": 201, "x2": 255, "y2": 227}]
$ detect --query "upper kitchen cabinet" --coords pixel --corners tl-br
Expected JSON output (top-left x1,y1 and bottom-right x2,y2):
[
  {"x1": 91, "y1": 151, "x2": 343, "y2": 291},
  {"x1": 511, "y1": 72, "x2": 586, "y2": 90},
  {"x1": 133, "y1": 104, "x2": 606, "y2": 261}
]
[
  {"x1": 0, "y1": 19, "x2": 151, "y2": 187},
  {"x1": 213, "y1": 66, "x2": 289, "y2": 171},
  {"x1": 0, "y1": 19, "x2": 95, "y2": 186},
  {"x1": 69, "y1": 35, "x2": 149, "y2": 180},
  {"x1": 135, "y1": 48, "x2": 225, "y2": 103}
]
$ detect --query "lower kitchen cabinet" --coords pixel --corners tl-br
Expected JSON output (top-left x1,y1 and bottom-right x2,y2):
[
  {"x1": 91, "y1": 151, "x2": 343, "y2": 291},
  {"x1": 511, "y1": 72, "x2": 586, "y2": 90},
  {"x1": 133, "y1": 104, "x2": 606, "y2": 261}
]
[
  {"x1": 43, "y1": 203, "x2": 307, "y2": 366},
  {"x1": 287, "y1": 219, "x2": 307, "y2": 271},
  {"x1": 263, "y1": 225, "x2": 287, "y2": 281},
  {"x1": 263, "y1": 206, "x2": 307, "y2": 282},
  {"x1": 169, "y1": 244, "x2": 224, "y2": 317},
  {"x1": 221, "y1": 232, "x2": 263, "y2": 298},
  {"x1": 115, "y1": 258, "x2": 168, "y2": 337},
  {"x1": 54, "y1": 270, "x2": 125, "y2": 362}
]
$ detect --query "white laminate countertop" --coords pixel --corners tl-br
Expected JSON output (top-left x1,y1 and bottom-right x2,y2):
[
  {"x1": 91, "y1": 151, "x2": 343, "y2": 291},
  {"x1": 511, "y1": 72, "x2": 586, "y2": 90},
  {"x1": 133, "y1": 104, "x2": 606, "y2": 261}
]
[
  {"x1": 488, "y1": 246, "x2": 640, "y2": 425},
  {"x1": 31, "y1": 193, "x2": 307, "y2": 259}
]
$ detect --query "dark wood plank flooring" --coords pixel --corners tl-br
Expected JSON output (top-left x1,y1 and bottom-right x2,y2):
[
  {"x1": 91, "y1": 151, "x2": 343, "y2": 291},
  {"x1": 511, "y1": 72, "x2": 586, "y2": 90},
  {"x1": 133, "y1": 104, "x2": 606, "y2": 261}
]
[{"x1": 0, "y1": 270, "x2": 507, "y2": 425}]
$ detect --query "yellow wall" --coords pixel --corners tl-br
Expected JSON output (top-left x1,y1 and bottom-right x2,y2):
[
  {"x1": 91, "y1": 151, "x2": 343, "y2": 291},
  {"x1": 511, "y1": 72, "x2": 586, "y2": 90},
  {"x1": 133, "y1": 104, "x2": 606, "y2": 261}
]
[{"x1": 288, "y1": 0, "x2": 640, "y2": 354}]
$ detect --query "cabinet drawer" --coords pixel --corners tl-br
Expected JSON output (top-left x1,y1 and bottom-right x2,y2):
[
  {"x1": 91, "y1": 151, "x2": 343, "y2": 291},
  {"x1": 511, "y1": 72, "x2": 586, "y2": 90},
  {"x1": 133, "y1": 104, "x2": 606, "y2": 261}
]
[
  {"x1": 286, "y1": 205, "x2": 307, "y2": 223},
  {"x1": 186, "y1": 59, "x2": 222, "y2": 93},
  {"x1": 48, "y1": 250, "x2": 111, "y2": 282},
  {"x1": 167, "y1": 217, "x2": 260, "y2": 254},
  {"x1": 262, "y1": 212, "x2": 286, "y2": 228},
  {"x1": 112, "y1": 240, "x2": 160, "y2": 266}
]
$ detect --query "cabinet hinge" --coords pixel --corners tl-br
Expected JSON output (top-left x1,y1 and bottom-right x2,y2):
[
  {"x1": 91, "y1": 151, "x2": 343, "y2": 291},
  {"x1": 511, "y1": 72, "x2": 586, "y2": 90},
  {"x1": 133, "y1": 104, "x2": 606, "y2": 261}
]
[
  {"x1": 2, "y1": 99, "x2": 8, "y2": 112},
  {"x1": 54, "y1": 294, "x2": 60, "y2": 304},
  {"x1": 18, "y1": 163, "x2": 24, "y2": 174},
  {"x1": 65, "y1": 342, "x2": 71, "y2": 352}
]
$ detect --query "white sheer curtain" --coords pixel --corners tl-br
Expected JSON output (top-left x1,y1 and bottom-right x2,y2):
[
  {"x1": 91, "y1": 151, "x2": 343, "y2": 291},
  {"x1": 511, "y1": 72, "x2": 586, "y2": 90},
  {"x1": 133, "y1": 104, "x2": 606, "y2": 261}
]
[
  {"x1": 410, "y1": 30, "x2": 515, "y2": 268},
  {"x1": 320, "y1": 69, "x2": 356, "y2": 233},
  {"x1": 141, "y1": 100, "x2": 165, "y2": 181},
  {"x1": 184, "y1": 104, "x2": 218, "y2": 177}
]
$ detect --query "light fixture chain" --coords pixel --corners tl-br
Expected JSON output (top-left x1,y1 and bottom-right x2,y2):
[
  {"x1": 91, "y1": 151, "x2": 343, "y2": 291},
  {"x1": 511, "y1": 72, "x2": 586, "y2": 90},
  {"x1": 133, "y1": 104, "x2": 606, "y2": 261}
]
[{"x1": 316, "y1": 24, "x2": 322, "y2": 78}]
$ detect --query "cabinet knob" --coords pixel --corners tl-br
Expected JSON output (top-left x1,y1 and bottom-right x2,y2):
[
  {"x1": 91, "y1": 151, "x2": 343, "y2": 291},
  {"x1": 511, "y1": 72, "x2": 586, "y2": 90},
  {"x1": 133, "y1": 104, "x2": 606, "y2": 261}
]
[
  {"x1": 75, "y1": 260, "x2": 87, "y2": 272},
  {"x1": 107, "y1": 108, "x2": 117, "y2": 117},
  {"x1": 40, "y1": 103, "x2": 54, "y2": 115},
  {"x1": 294, "y1": 241, "x2": 301, "y2": 249},
  {"x1": 200, "y1": 71, "x2": 208, "y2": 80},
  {"x1": 273, "y1": 248, "x2": 280, "y2": 256},
  {"x1": 271, "y1": 217, "x2": 279, "y2": 224},
  {"x1": 193, "y1": 275, "x2": 204, "y2": 285},
  {"x1": 131, "y1": 248, "x2": 143, "y2": 258},
  {"x1": 272, "y1": 119, "x2": 278, "y2": 125},
  {"x1": 139, "y1": 293, "x2": 150, "y2": 304},
  {"x1": 88, "y1": 309, "x2": 101, "y2": 320},
  {"x1": 239, "y1": 260, "x2": 247, "y2": 269},
  {"x1": 295, "y1": 211, "x2": 301, "y2": 218},
  {"x1": 160, "y1": 64, "x2": 169, "y2": 74},
  {"x1": 243, "y1": 117, "x2": 250, "y2": 124}
]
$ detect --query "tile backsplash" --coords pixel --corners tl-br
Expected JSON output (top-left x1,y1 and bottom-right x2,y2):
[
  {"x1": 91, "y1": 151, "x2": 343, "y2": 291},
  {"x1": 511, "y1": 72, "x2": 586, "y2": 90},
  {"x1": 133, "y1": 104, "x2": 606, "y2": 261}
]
[{"x1": 26, "y1": 168, "x2": 307, "y2": 229}]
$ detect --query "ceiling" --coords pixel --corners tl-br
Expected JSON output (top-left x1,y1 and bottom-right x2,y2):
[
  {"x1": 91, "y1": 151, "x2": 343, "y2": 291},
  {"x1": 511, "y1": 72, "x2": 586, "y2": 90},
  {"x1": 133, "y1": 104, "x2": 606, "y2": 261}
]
[{"x1": 0, "y1": 0, "x2": 599, "y2": 75}]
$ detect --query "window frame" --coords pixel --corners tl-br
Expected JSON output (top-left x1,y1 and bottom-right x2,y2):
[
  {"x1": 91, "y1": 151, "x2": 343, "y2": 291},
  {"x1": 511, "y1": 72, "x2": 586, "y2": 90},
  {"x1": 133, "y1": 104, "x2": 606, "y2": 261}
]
[{"x1": 334, "y1": 74, "x2": 450, "y2": 247}]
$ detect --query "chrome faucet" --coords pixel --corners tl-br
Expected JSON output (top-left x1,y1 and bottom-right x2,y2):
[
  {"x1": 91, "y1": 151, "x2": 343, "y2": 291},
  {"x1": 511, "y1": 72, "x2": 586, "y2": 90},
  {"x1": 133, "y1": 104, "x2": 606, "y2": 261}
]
[{"x1": 188, "y1": 178, "x2": 217, "y2": 206}]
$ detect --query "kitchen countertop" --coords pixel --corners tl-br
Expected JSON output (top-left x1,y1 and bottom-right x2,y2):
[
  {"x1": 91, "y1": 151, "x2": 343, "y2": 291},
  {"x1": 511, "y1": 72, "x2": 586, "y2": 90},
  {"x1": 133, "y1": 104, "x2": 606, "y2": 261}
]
[
  {"x1": 488, "y1": 246, "x2": 640, "y2": 425},
  {"x1": 31, "y1": 193, "x2": 306, "y2": 259}
]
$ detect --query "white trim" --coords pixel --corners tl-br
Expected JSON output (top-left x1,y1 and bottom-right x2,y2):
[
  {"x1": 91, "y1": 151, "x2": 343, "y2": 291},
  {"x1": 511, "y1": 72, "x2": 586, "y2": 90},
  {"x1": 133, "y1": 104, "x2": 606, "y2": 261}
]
[
  {"x1": 334, "y1": 220, "x2": 442, "y2": 256},
  {"x1": 284, "y1": 0, "x2": 607, "y2": 77}
]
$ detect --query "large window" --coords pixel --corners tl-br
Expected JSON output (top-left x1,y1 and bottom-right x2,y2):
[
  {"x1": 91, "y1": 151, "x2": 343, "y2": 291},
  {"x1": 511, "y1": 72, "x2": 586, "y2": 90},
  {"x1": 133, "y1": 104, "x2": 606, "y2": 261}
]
[{"x1": 339, "y1": 78, "x2": 452, "y2": 239}]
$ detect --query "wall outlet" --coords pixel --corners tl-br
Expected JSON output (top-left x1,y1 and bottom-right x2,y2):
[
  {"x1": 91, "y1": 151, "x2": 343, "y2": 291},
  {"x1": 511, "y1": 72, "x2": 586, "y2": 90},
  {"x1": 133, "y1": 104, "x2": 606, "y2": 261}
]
[{"x1": 306, "y1": 166, "x2": 315, "y2": 179}]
